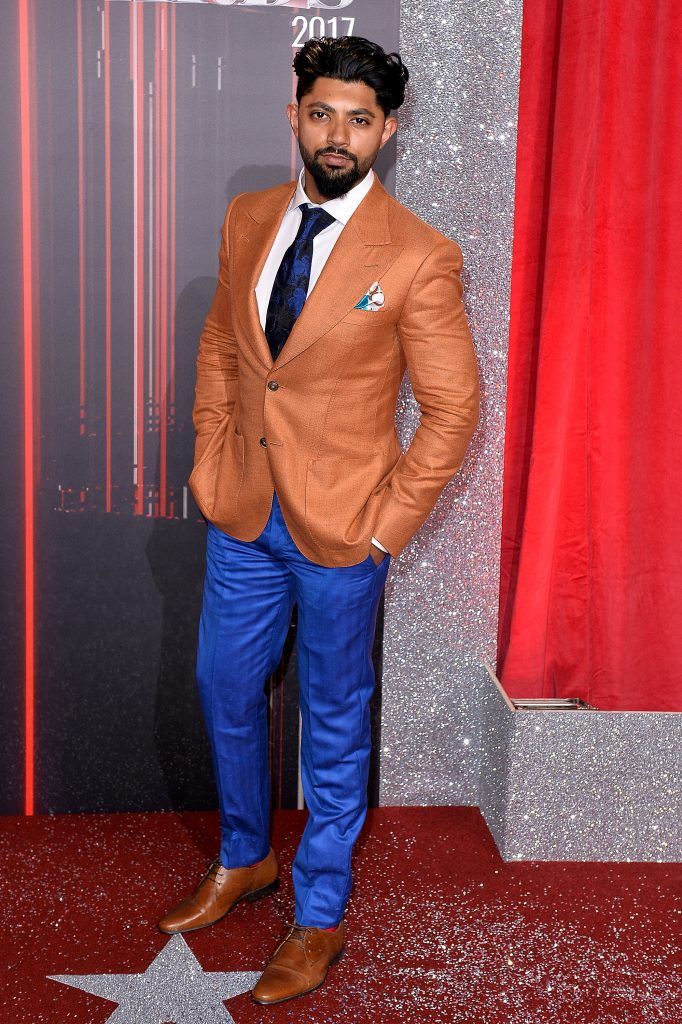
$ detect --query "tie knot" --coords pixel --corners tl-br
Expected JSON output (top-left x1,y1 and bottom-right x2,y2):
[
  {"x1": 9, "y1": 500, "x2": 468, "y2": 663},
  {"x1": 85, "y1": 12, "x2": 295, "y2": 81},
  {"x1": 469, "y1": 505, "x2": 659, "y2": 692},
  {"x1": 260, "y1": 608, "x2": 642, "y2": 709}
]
[{"x1": 298, "y1": 203, "x2": 336, "y2": 241}]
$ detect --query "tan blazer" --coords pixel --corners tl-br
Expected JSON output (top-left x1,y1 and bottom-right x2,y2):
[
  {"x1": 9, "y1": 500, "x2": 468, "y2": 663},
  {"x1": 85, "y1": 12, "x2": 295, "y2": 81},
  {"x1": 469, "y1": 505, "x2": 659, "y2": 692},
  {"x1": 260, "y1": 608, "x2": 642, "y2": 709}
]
[{"x1": 189, "y1": 174, "x2": 479, "y2": 567}]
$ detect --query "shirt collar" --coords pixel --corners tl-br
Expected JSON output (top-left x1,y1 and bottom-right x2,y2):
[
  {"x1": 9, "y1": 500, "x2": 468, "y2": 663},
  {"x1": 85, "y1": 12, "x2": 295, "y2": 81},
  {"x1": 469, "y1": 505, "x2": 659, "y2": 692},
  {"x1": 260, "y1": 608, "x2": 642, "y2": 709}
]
[{"x1": 291, "y1": 166, "x2": 375, "y2": 225}]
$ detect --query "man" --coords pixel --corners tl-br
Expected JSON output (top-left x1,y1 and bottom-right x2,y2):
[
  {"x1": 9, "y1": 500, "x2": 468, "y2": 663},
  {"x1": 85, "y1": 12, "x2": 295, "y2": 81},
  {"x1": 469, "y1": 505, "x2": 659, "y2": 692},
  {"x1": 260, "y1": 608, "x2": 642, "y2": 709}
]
[{"x1": 159, "y1": 35, "x2": 479, "y2": 1005}]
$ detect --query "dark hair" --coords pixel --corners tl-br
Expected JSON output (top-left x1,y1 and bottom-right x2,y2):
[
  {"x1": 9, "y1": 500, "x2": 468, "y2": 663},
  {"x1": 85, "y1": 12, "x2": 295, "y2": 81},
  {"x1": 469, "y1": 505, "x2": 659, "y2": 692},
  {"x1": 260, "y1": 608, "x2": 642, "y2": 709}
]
[{"x1": 293, "y1": 36, "x2": 409, "y2": 115}]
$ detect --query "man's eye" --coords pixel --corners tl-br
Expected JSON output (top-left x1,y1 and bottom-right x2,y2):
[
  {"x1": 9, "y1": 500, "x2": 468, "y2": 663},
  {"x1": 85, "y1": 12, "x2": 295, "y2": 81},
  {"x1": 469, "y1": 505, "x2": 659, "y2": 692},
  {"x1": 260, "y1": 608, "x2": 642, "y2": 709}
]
[
  {"x1": 352, "y1": 118, "x2": 369, "y2": 125},
  {"x1": 312, "y1": 111, "x2": 328, "y2": 120}
]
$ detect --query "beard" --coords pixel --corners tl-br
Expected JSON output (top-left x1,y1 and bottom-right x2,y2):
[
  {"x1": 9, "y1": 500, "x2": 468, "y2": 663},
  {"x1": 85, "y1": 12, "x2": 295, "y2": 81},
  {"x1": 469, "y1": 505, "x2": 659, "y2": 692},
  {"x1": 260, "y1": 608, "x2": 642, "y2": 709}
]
[{"x1": 299, "y1": 139, "x2": 377, "y2": 200}]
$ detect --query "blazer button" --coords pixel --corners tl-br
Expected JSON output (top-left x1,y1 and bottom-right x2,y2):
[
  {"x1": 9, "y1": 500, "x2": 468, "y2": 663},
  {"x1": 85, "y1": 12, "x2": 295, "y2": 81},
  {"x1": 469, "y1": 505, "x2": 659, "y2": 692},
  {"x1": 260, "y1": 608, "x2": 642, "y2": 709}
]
[
  {"x1": 259, "y1": 437, "x2": 267, "y2": 447},
  {"x1": 267, "y1": 381, "x2": 279, "y2": 391}
]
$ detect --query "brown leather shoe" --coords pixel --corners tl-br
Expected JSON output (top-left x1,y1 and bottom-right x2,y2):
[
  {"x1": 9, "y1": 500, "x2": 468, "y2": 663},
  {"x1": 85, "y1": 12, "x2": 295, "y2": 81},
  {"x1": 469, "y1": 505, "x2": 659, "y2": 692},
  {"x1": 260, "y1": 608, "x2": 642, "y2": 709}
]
[
  {"x1": 158, "y1": 849, "x2": 279, "y2": 934},
  {"x1": 251, "y1": 920, "x2": 346, "y2": 1005}
]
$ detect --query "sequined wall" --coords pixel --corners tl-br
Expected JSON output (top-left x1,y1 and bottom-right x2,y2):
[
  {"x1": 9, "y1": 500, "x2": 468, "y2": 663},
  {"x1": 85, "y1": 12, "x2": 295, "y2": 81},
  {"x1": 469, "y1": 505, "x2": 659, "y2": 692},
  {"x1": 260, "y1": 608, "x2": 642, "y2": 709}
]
[{"x1": 380, "y1": 0, "x2": 523, "y2": 804}]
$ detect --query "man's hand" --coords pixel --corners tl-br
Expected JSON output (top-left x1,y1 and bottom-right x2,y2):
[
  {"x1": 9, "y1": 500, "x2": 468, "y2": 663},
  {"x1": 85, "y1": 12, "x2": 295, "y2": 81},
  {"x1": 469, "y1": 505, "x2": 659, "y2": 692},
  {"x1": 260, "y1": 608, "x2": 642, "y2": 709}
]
[{"x1": 369, "y1": 542, "x2": 388, "y2": 566}]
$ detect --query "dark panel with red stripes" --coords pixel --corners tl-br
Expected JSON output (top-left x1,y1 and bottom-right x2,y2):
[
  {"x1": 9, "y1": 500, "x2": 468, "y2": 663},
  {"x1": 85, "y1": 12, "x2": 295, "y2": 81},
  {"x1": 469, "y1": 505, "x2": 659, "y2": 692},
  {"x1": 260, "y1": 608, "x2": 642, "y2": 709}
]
[{"x1": 0, "y1": 0, "x2": 399, "y2": 815}]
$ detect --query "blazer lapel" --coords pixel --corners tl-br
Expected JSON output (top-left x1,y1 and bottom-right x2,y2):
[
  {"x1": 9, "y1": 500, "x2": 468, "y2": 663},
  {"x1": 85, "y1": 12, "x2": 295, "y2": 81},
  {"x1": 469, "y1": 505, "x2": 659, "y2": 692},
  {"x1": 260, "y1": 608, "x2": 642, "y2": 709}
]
[
  {"x1": 233, "y1": 181, "x2": 295, "y2": 369},
  {"x1": 233, "y1": 175, "x2": 404, "y2": 372},
  {"x1": 274, "y1": 178, "x2": 404, "y2": 370}
]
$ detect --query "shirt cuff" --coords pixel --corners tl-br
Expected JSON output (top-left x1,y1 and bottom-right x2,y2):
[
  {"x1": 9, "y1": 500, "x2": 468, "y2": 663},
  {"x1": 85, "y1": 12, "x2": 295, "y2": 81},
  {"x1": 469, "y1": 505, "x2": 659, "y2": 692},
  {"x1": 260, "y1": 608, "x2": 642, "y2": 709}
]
[{"x1": 371, "y1": 536, "x2": 389, "y2": 554}]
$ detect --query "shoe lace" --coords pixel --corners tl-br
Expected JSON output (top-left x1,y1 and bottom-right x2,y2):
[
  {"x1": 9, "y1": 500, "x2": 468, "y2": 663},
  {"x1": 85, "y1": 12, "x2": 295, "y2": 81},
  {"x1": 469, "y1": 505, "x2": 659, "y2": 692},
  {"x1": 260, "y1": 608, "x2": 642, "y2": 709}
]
[
  {"x1": 283, "y1": 923, "x2": 309, "y2": 949},
  {"x1": 199, "y1": 858, "x2": 222, "y2": 887}
]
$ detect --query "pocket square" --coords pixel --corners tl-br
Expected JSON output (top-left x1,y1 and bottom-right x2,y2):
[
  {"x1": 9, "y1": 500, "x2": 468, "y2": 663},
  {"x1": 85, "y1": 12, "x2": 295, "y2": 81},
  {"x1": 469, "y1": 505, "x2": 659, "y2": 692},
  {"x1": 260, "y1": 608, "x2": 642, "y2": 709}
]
[{"x1": 354, "y1": 280, "x2": 386, "y2": 312}]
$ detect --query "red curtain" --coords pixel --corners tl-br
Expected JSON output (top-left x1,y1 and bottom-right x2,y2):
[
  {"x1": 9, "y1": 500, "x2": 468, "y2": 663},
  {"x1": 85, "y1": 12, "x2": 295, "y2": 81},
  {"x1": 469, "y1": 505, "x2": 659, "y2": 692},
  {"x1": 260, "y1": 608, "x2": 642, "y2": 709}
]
[{"x1": 498, "y1": 0, "x2": 682, "y2": 711}]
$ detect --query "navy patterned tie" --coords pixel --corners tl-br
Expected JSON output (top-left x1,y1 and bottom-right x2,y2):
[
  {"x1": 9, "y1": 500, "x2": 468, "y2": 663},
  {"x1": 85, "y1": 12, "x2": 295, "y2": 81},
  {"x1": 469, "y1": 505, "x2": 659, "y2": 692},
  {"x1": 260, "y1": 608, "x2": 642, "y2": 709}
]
[{"x1": 264, "y1": 203, "x2": 336, "y2": 362}]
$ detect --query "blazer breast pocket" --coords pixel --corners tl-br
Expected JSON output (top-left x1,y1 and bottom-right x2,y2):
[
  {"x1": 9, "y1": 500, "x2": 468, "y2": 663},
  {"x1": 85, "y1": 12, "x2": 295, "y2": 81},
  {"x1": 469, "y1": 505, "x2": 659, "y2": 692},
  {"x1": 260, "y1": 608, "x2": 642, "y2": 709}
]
[{"x1": 340, "y1": 309, "x2": 395, "y2": 335}]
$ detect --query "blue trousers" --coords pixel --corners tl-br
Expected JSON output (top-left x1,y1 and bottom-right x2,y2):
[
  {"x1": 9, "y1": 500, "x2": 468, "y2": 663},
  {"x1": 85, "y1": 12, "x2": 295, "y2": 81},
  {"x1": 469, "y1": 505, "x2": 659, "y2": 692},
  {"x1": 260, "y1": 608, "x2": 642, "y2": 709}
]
[{"x1": 196, "y1": 490, "x2": 391, "y2": 927}]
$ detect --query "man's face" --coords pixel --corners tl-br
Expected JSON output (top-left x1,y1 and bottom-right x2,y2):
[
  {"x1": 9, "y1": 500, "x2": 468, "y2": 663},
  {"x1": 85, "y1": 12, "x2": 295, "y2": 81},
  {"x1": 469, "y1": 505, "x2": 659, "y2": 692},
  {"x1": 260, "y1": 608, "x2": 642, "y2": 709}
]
[{"x1": 287, "y1": 77, "x2": 397, "y2": 200}]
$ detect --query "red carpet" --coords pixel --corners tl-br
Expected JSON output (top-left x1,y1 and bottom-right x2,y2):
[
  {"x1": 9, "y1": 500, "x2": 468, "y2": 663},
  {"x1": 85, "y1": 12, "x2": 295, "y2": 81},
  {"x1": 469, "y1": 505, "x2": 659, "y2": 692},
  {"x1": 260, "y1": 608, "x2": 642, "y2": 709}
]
[{"x1": 0, "y1": 808, "x2": 679, "y2": 1022}]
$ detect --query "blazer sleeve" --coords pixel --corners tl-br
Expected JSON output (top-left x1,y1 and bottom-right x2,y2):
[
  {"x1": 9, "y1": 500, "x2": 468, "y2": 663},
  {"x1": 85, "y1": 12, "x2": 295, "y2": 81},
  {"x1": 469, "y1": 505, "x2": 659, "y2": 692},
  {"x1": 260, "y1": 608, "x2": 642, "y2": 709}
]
[
  {"x1": 372, "y1": 236, "x2": 480, "y2": 556},
  {"x1": 192, "y1": 196, "x2": 241, "y2": 466}
]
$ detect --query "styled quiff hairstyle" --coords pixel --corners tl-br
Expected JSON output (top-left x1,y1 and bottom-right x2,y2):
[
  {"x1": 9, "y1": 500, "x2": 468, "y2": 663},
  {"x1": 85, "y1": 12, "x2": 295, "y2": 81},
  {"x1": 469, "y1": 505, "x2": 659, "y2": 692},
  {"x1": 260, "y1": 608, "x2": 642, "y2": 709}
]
[{"x1": 293, "y1": 35, "x2": 409, "y2": 115}]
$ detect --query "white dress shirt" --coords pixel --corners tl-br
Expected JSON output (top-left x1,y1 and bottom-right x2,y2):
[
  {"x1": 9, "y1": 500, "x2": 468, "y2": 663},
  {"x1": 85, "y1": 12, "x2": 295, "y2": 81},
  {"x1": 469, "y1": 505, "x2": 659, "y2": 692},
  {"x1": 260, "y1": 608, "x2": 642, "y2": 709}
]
[
  {"x1": 255, "y1": 167, "x2": 388, "y2": 556},
  {"x1": 255, "y1": 166, "x2": 375, "y2": 326}
]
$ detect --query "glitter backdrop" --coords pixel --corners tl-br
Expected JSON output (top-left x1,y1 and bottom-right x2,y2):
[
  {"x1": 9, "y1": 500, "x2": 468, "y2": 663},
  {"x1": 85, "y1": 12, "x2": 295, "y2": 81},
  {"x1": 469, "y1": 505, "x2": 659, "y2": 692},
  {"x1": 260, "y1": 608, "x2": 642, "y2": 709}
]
[
  {"x1": 380, "y1": 0, "x2": 523, "y2": 804},
  {"x1": 479, "y1": 671, "x2": 682, "y2": 863}
]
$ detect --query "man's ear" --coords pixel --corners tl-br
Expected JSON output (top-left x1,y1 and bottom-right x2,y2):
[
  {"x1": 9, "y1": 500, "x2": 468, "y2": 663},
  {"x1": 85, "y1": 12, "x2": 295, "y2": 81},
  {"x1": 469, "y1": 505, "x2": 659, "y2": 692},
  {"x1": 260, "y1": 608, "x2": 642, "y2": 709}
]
[
  {"x1": 380, "y1": 115, "x2": 398, "y2": 149},
  {"x1": 287, "y1": 102, "x2": 299, "y2": 137}
]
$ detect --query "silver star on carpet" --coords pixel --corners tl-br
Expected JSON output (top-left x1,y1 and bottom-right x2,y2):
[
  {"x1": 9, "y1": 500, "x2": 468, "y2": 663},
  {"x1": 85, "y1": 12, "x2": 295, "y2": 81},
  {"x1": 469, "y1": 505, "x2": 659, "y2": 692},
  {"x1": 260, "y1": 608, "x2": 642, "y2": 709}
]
[{"x1": 47, "y1": 933, "x2": 261, "y2": 1023}]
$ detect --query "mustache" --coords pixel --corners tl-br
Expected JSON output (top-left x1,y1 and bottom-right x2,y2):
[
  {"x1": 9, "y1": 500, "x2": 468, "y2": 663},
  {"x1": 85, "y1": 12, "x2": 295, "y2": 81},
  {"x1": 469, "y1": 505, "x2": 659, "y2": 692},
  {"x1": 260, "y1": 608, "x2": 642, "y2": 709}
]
[{"x1": 315, "y1": 147, "x2": 357, "y2": 164}]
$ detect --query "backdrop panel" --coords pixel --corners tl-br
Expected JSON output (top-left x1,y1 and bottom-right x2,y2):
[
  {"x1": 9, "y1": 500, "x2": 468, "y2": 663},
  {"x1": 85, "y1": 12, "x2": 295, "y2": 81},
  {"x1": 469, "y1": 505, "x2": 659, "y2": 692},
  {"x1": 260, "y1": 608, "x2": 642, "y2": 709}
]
[
  {"x1": 1, "y1": 0, "x2": 399, "y2": 815},
  {"x1": 380, "y1": 0, "x2": 522, "y2": 805}
]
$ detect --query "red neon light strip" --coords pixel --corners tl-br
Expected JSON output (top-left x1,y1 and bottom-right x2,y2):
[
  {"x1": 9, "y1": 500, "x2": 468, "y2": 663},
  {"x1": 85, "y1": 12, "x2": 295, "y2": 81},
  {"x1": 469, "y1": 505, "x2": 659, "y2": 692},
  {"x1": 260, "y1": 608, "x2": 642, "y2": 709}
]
[
  {"x1": 154, "y1": 8, "x2": 158, "y2": 422},
  {"x1": 154, "y1": 8, "x2": 161, "y2": 518},
  {"x1": 135, "y1": 6, "x2": 145, "y2": 515},
  {"x1": 159, "y1": 7, "x2": 168, "y2": 517},
  {"x1": 18, "y1": 0, "x2": 35, "y2": 816},
  {"x1": 290, "y1": 64, "x2": 297, "y2": 181},
  {"x1": 169, "y1": 7, "x2": 176, "y2": 422},
  {"x1": 30, "y1": 0, "x2": 41, "y2": 488},
  {"x1": 77, "y1": 1, "x2": 86, "y2": 437},
  {"x1": 102, "y1": 1, "x2": 111, "y2": 512}
]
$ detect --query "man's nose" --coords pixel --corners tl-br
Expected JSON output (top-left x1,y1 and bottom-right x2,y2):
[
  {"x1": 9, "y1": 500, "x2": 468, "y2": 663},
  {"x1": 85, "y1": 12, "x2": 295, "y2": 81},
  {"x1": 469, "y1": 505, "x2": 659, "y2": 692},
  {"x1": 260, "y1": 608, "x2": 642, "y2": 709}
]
[{"x1": 327, "y1": 119, "x2": 350, "y2": 148}]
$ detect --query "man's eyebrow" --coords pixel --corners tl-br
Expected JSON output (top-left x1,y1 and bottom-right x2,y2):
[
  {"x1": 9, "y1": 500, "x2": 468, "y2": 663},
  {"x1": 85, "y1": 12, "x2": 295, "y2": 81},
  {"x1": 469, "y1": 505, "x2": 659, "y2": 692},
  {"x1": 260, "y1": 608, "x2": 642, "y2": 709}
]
[{"x1": 307, "y1": 100, "x2": 376, "y2": 118}]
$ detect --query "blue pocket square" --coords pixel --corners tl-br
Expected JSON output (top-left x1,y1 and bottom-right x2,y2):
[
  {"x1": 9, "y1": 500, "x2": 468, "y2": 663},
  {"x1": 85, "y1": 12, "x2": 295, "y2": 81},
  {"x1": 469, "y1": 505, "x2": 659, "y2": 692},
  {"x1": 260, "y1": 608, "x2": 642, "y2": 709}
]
[{"x1": 355, "y1": 281, "x2": 386, "y2": 311}]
